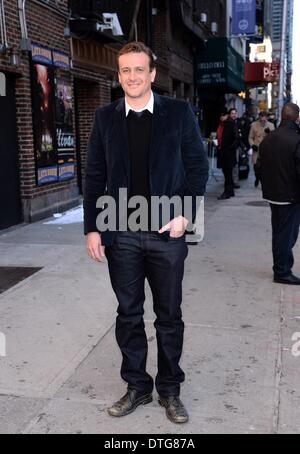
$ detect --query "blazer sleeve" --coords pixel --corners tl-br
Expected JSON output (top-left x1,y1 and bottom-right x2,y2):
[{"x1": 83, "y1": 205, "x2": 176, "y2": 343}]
[
  {"x1": 83, "y1": 109, "x2": 107, "y2": 235},
  {"x1": 294, "y1": 142, "x2": 300, "y2": 183},
  {"x1": 181, "y1": 103, "x2": 209, "y2": 222}
]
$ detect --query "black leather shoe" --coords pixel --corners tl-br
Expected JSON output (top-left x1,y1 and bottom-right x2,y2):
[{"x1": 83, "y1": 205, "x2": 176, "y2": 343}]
[
  {"x1": 254, "y1": 179, "x2": 260, "y2": 188},
  {"x1": 233, "y1": 184, "x2": 240, "y2": 189},
  {"x1": 108, "y1": 389, "x2": 153, "y2": 417},
  {"x1": 218, "y1": 193, "x2": 231, "y2": 200},
  {"x1": 158, "y1": 396, "x2": 189, "y2": 424},
  {"x1": 274, "y1": 273, "x2": 300, "y2": 285}
]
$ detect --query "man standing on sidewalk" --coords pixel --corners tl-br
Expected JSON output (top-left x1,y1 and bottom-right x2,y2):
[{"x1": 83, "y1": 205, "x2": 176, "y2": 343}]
[
  {"x1": 218, "y1": 108, "x2": 240, "y2": 200},
  {"x1": 249, "y1": 111, "x2": 275, "y2": 187},
  {"x1": 84, "y1": 42, "x2": 209, "y2": 423},
  {"x1": 258, "y1": 103, "x2": 300, "y2": 285}
]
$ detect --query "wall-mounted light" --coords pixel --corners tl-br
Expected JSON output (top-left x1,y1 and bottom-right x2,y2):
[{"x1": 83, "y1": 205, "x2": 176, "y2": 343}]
[
  {"x1": 211, "y1": 22, "x2": 218, "y2": 35},
  {"x1": 64, "y1": 27, "x2": 71, "y2": 38},
  {"x1": 8, "y1": 48, "x2": 20, "y2": 67},
  {"x1": 200, "y1": 13, "x2": 207, "y2": 24}
]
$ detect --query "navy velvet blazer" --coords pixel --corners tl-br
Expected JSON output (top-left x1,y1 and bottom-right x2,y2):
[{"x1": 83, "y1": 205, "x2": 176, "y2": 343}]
[{"x1": 84, "y1": 93, "x2": 209, "y2": 246}]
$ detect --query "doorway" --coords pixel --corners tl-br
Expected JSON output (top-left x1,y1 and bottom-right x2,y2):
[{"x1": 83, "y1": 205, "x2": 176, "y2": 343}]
[{"x1": 0, "y1": 74, "x2": 22, "y2": 230}]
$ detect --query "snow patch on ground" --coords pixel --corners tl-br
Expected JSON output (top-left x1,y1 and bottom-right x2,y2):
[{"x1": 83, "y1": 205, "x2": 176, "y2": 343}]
[{"x1": 44, "y1": 206, "x2": 83, "y2": 225}]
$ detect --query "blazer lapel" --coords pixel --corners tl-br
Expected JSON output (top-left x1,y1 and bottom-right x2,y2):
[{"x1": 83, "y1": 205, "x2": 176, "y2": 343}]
[
  {"x1": 114, "y1": 98, "x2": 130, "y2": 179},
  {"x1": 150, "y1": 94, "x2": 166, "y2": 169}
]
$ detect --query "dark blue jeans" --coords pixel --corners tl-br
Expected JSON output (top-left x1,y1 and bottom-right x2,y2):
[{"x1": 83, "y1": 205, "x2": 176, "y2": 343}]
[
  {"x1": 105, "y1": 231, "x2": 188, "y2": 397},
  {"x1": 270, "y1": 203, "x2": 300, "y2": 277}
]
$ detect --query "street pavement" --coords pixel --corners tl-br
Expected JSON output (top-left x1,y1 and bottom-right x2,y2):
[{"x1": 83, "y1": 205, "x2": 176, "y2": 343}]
[{"x1": 1, "y1": 169, "x2": 300, "y2": 434}]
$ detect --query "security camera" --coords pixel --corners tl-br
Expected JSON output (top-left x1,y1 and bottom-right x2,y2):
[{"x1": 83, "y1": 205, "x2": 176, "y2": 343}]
[
  {"x1": 99, "y1": 13, "x2": 124, "y2": 36},
  {"x1": 211, "y1": 22, "x2": 218, "y2": 34}
]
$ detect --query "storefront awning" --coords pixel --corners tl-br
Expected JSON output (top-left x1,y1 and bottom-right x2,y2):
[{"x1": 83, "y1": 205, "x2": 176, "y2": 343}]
[{"x1": 196, "y1": 38, "x2": 245, "y2": 93}]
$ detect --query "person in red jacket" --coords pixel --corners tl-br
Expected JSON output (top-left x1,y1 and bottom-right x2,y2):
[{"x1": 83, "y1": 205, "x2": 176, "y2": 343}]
[
  {"x1": 216, "y1": 111, "x2": 228, "y2": 169},
  {"x1": 217, "y1": 111, "x2": 228, "y2": 148}
]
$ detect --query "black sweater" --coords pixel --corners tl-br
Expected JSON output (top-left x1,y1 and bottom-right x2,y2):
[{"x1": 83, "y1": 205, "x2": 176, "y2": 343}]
[{"x1": 126, "y1": 110, "x2": 153, "y2": 228}]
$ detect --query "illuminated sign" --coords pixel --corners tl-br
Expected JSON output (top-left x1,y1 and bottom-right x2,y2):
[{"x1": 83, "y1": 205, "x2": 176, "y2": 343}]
[
  {"x1": 31, "y1": 43, "x2": 52, "y2": 65},
  {"x1": 52, "y1": 51, "x2": 70, "y2": 70},
  {"x1": 31, "y1": 43, "x2": 70, "y2": 70}
]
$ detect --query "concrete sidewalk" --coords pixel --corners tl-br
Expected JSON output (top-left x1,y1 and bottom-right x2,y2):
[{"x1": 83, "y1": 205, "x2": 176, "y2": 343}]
[{"x1": 0, "y1": 172, "x2": 300, "y2": 434}]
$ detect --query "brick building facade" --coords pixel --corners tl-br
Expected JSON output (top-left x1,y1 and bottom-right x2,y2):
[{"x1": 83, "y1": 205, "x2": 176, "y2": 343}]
[{"x1": 0, "y1": 0, "x2": 79, "y2": 229}]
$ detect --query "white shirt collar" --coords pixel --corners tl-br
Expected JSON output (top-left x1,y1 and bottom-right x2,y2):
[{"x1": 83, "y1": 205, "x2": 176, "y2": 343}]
[{"x1": 125, "y1": 91, "x2": 154, "y2": 117}]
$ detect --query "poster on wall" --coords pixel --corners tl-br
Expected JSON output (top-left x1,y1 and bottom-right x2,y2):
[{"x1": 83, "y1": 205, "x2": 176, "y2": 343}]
[
  {"x1": 55, "y1": 77, "x2": 75, "y2": 181},
  {"x1": 31, "y1": 63, "x2": 58, "y2": 186}
]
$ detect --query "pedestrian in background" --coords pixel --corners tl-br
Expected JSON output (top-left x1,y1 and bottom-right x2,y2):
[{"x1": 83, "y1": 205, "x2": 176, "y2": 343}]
[
  {"x1": 238, "y1": 112, "x2": 253, "y2": 150},
  {"x1": 268, "y1": 112, "x2": 278, "y2": 129},
  {"x1": 218, "y1": 108, "x2": 240, "y2": 200},
  {"x1": 258, "y1": 103, "x2": 300, "y2": 285},
  {"x1": 249, "y1": 111, "x2": 275, "y2": 187}
]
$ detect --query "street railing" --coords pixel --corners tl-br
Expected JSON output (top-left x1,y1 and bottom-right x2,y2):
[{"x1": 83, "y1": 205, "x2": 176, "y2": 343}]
[{"x1": 204, "y1": 137, "x2": 220, "y2": 182}]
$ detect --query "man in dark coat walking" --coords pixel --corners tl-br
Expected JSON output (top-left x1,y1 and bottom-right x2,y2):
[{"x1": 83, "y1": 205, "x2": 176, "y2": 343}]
[
  {"x1": 258, "y1": 103, "x2": 300, "y2": 285},
  {"x1": 218, "y1": 108, "x2": 240, "y2": 200},
  {"x1": 84, "y1": 42, "x2": 209, "y2": 423}
]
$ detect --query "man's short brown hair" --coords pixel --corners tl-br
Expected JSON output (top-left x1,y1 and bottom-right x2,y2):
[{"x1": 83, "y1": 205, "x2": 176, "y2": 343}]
[
  {"x1": 117, "y1": 42, "x2": 156, "y2": 72},
  {"x1": 259, "y1": 111, "x2": 268, "y2": 118}
]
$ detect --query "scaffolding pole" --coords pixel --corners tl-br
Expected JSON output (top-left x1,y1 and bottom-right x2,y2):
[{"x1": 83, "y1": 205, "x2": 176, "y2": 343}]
[{"x1": 278, "y1": 0, "x2": 288, "y2": 120}]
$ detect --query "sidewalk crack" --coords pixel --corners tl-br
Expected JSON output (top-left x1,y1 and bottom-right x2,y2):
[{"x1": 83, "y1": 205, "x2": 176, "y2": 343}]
[{"x1": 272, "y1": 288, "x2": 284, "y2": 434}]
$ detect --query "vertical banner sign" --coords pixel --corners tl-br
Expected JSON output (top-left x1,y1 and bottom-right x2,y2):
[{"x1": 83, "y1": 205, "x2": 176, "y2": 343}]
[
  {"x1": 232, "y1": 0, "x2": 256, "y2": 36},
  {"x1": 31, "y1": 63, "x2": 58, "y2": 185},
  {"x1": 55, "y1": 77, "x2": 75, "y2": 181}
]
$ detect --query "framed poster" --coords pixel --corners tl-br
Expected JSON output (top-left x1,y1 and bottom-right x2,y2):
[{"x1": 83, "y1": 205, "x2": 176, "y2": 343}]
[
  {"x1": 31, "y1": 63, "x2": 58, "y2": 185},
  {"x1": 55, "y1": 76, "x2": 75, "y2": 181}
]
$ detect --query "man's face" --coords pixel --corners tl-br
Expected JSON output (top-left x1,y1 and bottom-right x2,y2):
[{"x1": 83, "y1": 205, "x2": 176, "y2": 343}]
[
  {"x1": 259, "y1": 116, "x2": 267, "y2": 125},
  {"x1": 118, "y1": 52, "x2": 156, "y2": 100},
  {"x1": 229, "y1": 110, "x2": 237, "y2": 121}
]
